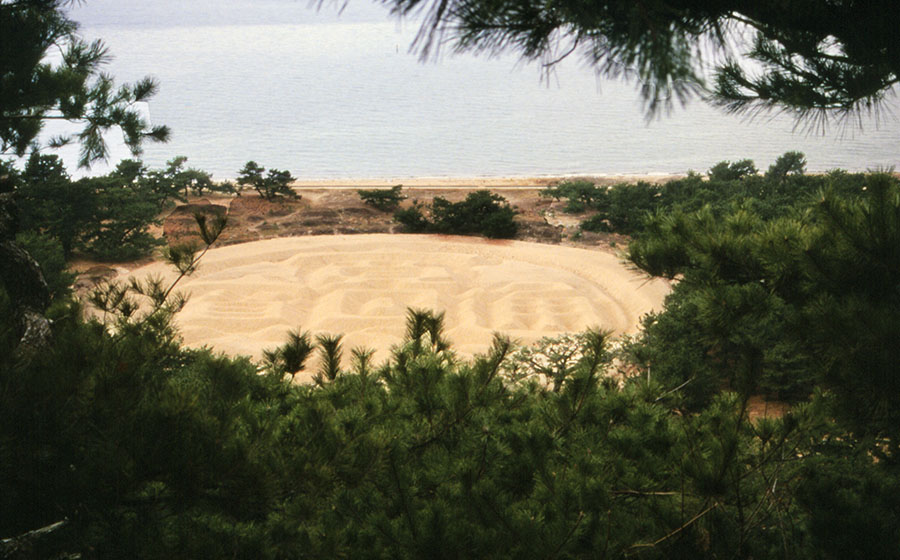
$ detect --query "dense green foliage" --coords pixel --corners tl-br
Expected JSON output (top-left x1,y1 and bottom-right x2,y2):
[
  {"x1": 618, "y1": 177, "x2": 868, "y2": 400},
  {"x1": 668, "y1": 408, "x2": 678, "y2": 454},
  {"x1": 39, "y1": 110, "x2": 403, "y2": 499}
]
[
  {"x1": 10, "y1": 154, "x2": 218, "y2": 261},
  {"x1": 358, "y1": 185, "x2": 407, "y2": 211},
  {"x1": 143, "y1": 155, "x2": 230, "y2": 199},
  {"x1": 394, "y1": 190, "x2": 518, "y2": 238},
  {"x1": 6, "y1": 286, "x2": 898, "y2": 559},
  {"x1": 382, "y1": 0, "x2": 900, "y2": 121},
  {"x1": 765, "y1": 151, "x2": 807, "y2": 183},
  {"x1": 541, "y1": 179, "x2": 605, "y2": 213},
  {"x1": 236, "y1": 161, "x2": 298, "y2": 201},
  {"x1": 629, "y1": 173, "x2": 900, "y2": 435},
  {"x1": 622, "y1": 171, "x2": 900, "y2": 559},
  {"x1": 577, "y1": 181, "x2": 662, "y2": 235},
  {"x1": 0, "y1": 289, "x2": 281, "y2": 557},
  {"x1": 0, "y1": 299, "x2": 830, "y2": 559},
  {"x1": 707, "y1": 159, "x2": 758, "y2": 182},
  {"x1": 547, "y1": 153, "x2": 869, "y2": 237},
  {"x1": 4, "y1": 163, "x2": 900, "y2": 557}
]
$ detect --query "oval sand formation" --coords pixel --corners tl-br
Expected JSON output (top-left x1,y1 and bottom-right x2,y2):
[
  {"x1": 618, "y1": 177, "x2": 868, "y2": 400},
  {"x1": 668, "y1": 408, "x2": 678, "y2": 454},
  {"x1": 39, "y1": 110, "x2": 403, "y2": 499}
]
[{"x1": 123, "y1": 234, "x2": 669, "y2": 374}]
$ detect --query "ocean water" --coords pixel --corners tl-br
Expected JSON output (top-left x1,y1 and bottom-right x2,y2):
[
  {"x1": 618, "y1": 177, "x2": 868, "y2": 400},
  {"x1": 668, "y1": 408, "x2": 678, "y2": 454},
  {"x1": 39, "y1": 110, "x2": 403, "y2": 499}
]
[{"x1": 53, "y1": 0, "x2": 899, "y2": 179}]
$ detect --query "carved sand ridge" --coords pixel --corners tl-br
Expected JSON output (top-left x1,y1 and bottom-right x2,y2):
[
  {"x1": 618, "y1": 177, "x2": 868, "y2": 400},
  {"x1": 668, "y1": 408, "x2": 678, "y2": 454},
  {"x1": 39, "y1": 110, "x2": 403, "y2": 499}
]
[{"x1": 122, "y1": 234, "x2": 669, "y2": 380}]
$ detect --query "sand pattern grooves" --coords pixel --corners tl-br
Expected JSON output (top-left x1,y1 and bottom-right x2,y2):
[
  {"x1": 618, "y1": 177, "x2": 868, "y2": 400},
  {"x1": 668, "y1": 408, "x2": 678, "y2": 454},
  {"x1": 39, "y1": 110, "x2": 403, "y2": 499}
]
[{"x1": 123, "y1": 234, "x2": 669, "y2": 370}]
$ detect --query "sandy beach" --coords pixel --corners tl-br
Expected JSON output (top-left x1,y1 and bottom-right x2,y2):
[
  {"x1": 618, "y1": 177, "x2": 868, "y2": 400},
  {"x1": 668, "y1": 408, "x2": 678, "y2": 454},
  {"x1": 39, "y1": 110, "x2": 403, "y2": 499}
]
[
  {"x1": 122, "y1": 233, "x2": 669, "y2": 380},
  {"x1": 287, "y1": 174, "x2": 686, "y2": 189}
]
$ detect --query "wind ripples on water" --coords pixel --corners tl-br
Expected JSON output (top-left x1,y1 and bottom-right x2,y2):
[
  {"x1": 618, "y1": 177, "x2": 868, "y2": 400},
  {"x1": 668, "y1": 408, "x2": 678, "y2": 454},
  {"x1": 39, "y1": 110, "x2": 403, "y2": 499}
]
[{"x1": 59, "y1": 1, "x2": 899, "y2": 179}]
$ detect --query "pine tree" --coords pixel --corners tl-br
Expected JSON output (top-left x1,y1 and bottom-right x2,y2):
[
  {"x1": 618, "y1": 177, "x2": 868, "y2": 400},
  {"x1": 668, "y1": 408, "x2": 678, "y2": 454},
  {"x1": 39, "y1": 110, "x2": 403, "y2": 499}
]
[
  {"x1": 0, "y1": 0, "x2": 169, "y2": 167},
  {"x1": 236, "y1": 161, "x2": 298, "y2": 200},
  {"x1": 381, "y1": 0, "x2": 899, "y2": 123}
]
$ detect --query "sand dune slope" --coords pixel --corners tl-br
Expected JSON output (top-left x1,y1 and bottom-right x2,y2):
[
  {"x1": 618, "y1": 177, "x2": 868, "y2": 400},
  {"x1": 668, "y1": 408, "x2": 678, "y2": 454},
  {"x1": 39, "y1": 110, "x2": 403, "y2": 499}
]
[{"x1": 123, "y1": 234, "x2": 669, "y2": 368}]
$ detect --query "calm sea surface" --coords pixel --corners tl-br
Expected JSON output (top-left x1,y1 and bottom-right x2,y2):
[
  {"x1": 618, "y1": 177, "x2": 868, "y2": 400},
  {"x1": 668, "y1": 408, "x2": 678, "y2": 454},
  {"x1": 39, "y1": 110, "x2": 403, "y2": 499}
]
[{"x1": 55, "y1": 0, "x2": 899, "y2": 179}]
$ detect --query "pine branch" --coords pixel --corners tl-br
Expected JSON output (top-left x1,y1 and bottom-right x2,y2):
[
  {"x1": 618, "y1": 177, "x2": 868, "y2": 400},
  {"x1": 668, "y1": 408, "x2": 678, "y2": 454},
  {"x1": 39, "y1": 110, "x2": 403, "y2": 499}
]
[
  {"x1": 388, "y1": 449, "x2": 419, "y2": 542},
  {"x1": 0, "y1": 519, "x2": 69, "y2": 557},
  {"x1": 626, "y1": 502, "x2": 719, "y2": 553},
  {"x1": 549, "y1": 510, "x2": 585, "y2": 558}
]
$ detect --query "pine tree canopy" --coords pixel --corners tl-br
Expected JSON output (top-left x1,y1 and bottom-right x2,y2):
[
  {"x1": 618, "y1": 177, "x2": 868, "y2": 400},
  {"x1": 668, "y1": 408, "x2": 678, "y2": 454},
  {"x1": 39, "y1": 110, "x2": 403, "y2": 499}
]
[
  {"x1": 0, "y1": 0, "x2": 170, "y2": 168},
  {"x1": 382, "y1": 0, "x2": 900, "y2": 124}
]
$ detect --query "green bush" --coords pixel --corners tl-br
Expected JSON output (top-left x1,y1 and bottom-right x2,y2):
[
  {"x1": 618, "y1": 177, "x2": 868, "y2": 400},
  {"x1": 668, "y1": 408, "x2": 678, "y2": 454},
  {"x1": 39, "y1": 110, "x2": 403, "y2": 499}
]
[
  {"x1": 708, "y1": 158, "x2": 758, "y2": 181},
  {"x1": 394, "y1": 190, "x2": 518, "y2": 238},
  {"x1": 576, "y1": 153, "x2": 873, "y2": 238},
  {"x1": 16, "y1": 153, "x2": 89, "y2": 255},
  {"x1": 15, "y1": 153, "x2": 164, "y2": 260},
  {"x1": 580, "y1": 181, "x2": 660, "y2": 235},
  {"x1": 358, "y1": 185, "x2": 406, "y2": 211},
  {"x1": 393, "y1": 202, "x2": 431, "y2": 232},
  {"x1": 1, "y1": 299, "x2": 843, "y2": 558},
  {"x1": 541, "y1": 180, "x2": 606, "y2": 213},
  {"x1": 78, "y1": 175, "x2": 164, "y2": 260},
  {"x1": 432, "y1": 190, "x2": 518, "y2": 238}
]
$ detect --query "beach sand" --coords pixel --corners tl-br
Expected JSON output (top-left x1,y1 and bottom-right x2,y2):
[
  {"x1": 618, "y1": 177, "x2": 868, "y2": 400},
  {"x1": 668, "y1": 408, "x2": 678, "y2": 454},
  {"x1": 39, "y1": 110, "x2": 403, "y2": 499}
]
[
  {"x1": 287, "y1": 173, "x2": 685, "y2": 189},
  {"x1": 122, "y1": 234, "x2": 668, "y2": 381}
]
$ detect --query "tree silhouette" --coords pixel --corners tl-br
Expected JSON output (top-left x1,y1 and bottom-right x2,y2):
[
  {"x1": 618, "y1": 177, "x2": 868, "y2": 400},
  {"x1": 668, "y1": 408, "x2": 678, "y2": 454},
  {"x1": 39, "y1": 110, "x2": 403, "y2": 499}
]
[
  {"x1": 264, "y1": 328, "x2": 316, "y2": 382},
  {"x1": 236, "y1": 161, "x2": 298, "y2": 201},
  {"x1": 314, "y1": 332, "x2": 344, "y2": 385},
  {"x1": 382, "y1": 0, "x2": 899, "y2": 125},
  {"x1": 0, "y1": 0, "x2": 169, "y2": 167}
]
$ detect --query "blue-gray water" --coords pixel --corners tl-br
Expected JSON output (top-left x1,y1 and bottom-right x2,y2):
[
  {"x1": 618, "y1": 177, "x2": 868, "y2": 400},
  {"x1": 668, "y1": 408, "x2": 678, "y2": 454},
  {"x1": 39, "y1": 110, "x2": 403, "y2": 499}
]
[{"x1": 53, "y1": 0, "x2": 899, "y2": 179}]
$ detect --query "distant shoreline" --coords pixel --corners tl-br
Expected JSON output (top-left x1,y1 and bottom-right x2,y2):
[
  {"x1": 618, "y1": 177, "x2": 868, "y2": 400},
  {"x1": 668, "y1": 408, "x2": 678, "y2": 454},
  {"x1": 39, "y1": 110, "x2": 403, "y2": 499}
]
[
  {"x1": 282, "y1": 169, "x2": 900, "y2": 190},
  {"x1": 287, "y1": 173, "x2": 688, "y2": 189}
]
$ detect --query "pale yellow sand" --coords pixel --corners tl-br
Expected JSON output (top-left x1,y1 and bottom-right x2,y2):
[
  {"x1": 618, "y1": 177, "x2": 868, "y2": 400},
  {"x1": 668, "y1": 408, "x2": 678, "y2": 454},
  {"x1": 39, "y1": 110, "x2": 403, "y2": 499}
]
[
  {"x1": 288, "y1": 173, "x2": 685, "y2": 189},
  {"x1": 122, "y1": 234, "x2": 669, "y2": 378}
]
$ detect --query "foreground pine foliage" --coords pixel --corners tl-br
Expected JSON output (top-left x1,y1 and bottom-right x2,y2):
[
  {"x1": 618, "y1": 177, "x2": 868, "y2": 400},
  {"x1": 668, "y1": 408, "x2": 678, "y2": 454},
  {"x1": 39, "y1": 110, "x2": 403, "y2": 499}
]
[
  {"x1": 0, "y1": 303, "x2": 823, "y2": 559},
  {"x1": 4, "y1": 168, "x2": 900, "y2": 559}
]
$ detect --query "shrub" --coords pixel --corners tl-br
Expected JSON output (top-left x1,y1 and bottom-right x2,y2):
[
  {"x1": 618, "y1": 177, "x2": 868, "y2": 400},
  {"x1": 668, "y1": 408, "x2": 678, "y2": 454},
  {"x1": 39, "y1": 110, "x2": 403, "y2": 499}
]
[
  {"x1": 16, "y1": 154, "x2": 94, "y2": 256},
  {"x1": 580, "y1": 181, "x2": 660, "y2": 235},
  {"x1": 578, "y1": 153, "x2": 824, "y2": 238},
  {"x1": 708, "y1": 158, "x2": 758, "y2": 181},
  {"x1": 541, "y1": 180, "x2": 606, "y2": 213},
  {"x1": 394, "y1": 190, "x2": 518, "y2": 238},
  {"x1": 579, "y1": 213, "x2": 611, "y2": 233},
  {"x1": 78, "y1": 175, "x2": 163, "y2": 261},
  {"x1": 393, "y1": 202, "x2": 431, "y2": 232},
  {"x1": 437, "y1": 190, "x2": 518, "y2": 238},
  {"x1": 358, "y1": 185, "x2": 406, "y2": 211}
]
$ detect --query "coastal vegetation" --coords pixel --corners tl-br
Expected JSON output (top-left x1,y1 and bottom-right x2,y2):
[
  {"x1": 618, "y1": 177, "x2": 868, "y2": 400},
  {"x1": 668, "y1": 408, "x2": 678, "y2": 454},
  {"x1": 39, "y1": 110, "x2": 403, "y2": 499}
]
[
  {"x1": 394, "y1": 189, "x2": 519, "y2": 238},
  {"x1": 358, "y1": 185, "x2": 407, "y2": 211},
  {"x1": 8, "y1": 153, "x2": 220, "y2": 262},
  {"x1": 546, "y1": 152, "x2": 865, "y2": 237},
  {"x1": 236, "y1": 161, "x2": 299, "y2": 201},
  {"x1": 3, "y1": 1, "x2": 899, "y2": 558}
]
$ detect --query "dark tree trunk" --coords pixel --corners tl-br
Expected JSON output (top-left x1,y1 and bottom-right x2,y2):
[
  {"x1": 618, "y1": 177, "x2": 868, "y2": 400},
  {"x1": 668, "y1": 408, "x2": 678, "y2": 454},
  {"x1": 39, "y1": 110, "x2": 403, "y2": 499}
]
[{"x1": 0, "y1": 193, "x2": 52, "y2": 355}]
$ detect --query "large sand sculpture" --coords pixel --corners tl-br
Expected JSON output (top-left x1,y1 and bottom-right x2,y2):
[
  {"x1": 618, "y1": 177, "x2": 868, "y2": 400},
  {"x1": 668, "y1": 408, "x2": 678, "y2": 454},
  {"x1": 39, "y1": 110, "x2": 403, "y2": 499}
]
[{"x1": 123, "y1": 234, "x2": 669, "y2": 373}]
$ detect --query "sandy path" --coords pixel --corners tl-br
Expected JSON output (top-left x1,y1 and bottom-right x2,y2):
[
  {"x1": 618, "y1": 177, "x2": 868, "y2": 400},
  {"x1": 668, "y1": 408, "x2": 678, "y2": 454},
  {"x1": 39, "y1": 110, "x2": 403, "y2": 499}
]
[{"x1": 123, "y1": 234, "x2": 669, "y2": 375}]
